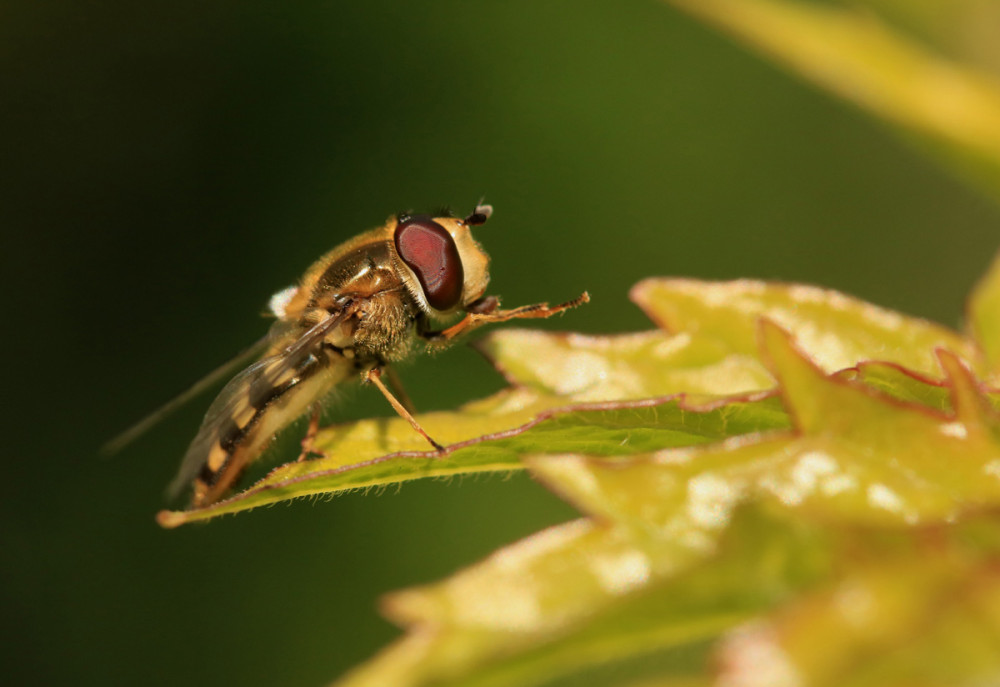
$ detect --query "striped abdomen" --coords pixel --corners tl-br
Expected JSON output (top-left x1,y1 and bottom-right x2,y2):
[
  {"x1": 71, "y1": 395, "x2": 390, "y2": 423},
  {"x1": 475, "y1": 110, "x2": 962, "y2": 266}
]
[{"x1": 170, "y1": 344, "x2": 351, "y2": 507}]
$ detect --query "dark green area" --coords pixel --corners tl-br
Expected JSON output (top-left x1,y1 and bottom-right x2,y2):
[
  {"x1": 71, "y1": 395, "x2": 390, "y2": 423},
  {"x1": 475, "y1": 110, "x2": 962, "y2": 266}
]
[{"x1": 3, "y1": 1, "x2": 999, "y2": 685}]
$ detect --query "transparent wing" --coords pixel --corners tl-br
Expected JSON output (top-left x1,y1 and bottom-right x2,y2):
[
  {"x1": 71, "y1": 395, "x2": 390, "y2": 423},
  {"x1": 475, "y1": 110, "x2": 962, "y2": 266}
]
[
  {"x1": 165, "y1": 354, "x2": 284, "y2": 499},
  {"x1": 166, "y1": 302, "x2": 359, "y2": 499},
  {"x1": 100, "y1": 334, "x2": 273, "y2": 456}
]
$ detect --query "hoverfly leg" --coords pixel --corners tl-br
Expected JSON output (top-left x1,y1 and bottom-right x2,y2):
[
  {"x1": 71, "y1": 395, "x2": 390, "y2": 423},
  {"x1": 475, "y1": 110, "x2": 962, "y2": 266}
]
[
  {"x1": 479, "y1": 292, "x2": 591, "y2": 324},
  {"x1": 423, "y1": 292, "x2": 591, "y2": 345},
  {"x1": 365, "y1": 367, "x2": 444, "y2": 451},
  {"x1": 384, "y1": 365, "x2": 417, "y2": 415},
  {"x1": 297, "y1": 407, "x2": 323, "y2": 462}
]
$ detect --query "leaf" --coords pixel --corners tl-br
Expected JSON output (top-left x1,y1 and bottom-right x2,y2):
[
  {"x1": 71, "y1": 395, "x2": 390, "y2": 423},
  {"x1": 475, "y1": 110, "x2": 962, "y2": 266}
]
[
  {"x1": 663, "y1": 0, "x2": 1000, "y2": 199},
  {"x1": 710, "y1": 519, "x2": 1000, "y2": 687},
  {"x1": 156, "y1": 392, "x2": 790, "y2": 528},
  {"x1": 838, "y1": 362, "x2": 952, "y2": 411},
  {"x1": 336, "y1": 506, "x2": 831, "y2": 687},
  {"x1": 631, "y1": 278, "x2": 981, "y2": 379},
  {"x1": 738, "y1": 322, "x2": 1000, "y2": 524},
  {"x1": 969, "y1": 250, "x2": 1000, "y2": 379},
  {"x1": 334, "y1": 319, "x2": 1000, "y2": 686},
  {"x1": 478, "y1": 329, "x2": 774, "y2": 400}
]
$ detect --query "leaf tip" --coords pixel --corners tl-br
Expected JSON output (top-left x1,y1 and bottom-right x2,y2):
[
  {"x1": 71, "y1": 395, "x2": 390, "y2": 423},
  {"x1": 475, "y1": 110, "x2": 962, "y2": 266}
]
[
  {"x1": 156, "y1": 509, "x2": 188, "y2": 529},
  {"x1": 628, "y1": 277, "x2": 684, "y2": 334},
  {"x1": 967, "y1": 248, "x2": 1000, "y2": 375},
  {"x1": 936, "y1": 348, "x2": 992, "y2": 427},
  {"x1": 757, "y1": 318, "x2": 801, "y2": 370}
]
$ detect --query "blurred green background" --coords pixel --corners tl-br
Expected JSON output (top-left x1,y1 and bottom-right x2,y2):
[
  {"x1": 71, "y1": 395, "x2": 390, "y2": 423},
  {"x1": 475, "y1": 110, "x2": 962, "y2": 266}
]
[{"x1": 4, "y1": 1, "x2": 999, "y2": 685}]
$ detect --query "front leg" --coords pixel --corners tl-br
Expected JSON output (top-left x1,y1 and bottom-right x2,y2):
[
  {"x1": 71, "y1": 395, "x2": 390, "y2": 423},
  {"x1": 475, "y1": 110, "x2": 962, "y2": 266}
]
[
  {"x1": 420, "y1": 292, "x2": 590, "y2": 345},
  {"x1": 417, "y1": 296, "x2": 498, "y2": 343}
]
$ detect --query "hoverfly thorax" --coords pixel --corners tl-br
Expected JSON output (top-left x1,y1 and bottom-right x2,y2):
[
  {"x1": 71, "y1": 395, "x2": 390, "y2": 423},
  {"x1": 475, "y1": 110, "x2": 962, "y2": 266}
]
[{"x1": 392, "y1": 207, "x2": 491, "y2": 318}]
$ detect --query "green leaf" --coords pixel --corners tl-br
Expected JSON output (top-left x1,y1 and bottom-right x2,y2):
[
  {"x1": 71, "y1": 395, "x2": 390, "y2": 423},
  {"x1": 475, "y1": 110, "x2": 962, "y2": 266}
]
[
  {"x1": 969, "y1": 251, "x2": 1000, "y2": 379},
  {"x1": 157, "y1": 392, "x2": 790, "y2": 528},
  {"x1": 478, "y1": 328, "x2": 774, "y2": 399},
  {"x1": 839, "y1": 362, "x2": 952, "y2": 411},
  {"x1": 336, "y1": 506, "x2": 832, "y2": 687},
  {"x1": 663, "y1": 0, "x2": 1000, "y2": 199},
  {"x1": 632, "y1": 278, "x2": 981, "y2": 379},
  {"x1": 334, "y1": 317, "x2": 1000, "y2": 686},
  {"x1": 708, "y1": 518, "x2": 1000, "y2": 687},
  {"x1": 753, "y1": 321, "x2": 1000, "y2": 523}
]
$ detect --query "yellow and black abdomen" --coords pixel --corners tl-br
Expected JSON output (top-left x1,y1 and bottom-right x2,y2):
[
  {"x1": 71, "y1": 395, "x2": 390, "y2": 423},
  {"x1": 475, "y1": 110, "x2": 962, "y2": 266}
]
[{"x1": 171, "y1": 344, "x2": 350, "y2": 507}]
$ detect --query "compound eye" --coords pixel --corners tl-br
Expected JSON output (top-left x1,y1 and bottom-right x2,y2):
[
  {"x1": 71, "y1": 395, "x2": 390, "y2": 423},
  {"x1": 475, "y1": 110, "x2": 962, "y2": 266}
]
[{"x1": 394, "y1": 216, "x2": 464, "y2": 311}]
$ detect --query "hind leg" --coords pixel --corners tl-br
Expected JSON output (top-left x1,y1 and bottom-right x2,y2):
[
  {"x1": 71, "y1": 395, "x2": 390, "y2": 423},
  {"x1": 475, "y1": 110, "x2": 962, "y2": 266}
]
[{"x1": 297, "y1": 407, "x2": 324, "y2": 461}]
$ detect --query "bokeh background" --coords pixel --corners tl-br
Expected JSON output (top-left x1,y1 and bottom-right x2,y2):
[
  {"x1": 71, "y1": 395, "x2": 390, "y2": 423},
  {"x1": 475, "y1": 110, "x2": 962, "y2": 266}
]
[{"x1": 4, "y1": 1, "x2": 999, "y2": 685}]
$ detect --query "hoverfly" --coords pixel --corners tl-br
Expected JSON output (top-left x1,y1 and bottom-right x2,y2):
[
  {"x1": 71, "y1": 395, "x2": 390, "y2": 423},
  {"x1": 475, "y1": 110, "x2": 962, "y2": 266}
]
[{"x1": 107, "y1": 204, "x2": 588, "y2": 508}]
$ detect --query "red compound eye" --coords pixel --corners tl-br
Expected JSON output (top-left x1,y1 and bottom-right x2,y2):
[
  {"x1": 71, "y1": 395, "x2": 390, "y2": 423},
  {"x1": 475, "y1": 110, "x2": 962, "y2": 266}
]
[{"x1": 394, "y1": 216, "x2": 464, "y2": 311}]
